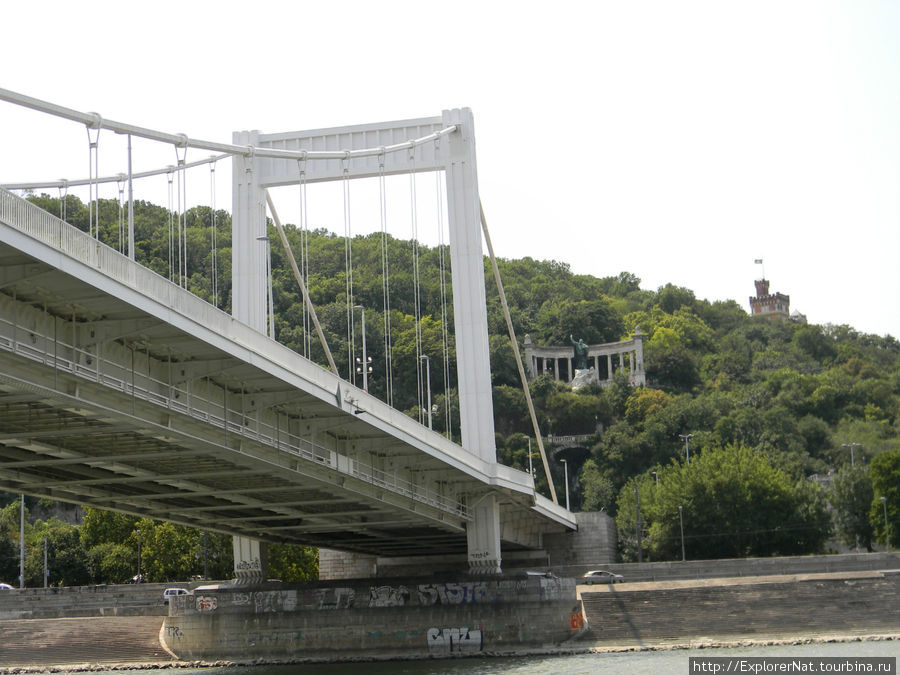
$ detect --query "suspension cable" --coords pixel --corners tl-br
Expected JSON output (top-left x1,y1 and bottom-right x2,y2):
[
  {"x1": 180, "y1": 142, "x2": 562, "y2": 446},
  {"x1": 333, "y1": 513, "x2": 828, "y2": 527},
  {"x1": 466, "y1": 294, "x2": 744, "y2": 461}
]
[
  {"x1": 0, "y1": 86, "x2": 458, "y2": 167},
  {"x1": 435, "y1": 145, "x2": 452, "y2": 438},
  {"x1": 209, "y1": 158, "x2": 218, "y2": 307},
  {"x1": 265, "y1": 191, "x2": 338, "y2": 375},
  {"x1": 409, "y1": 149, "x2": 424, "y2": 423},
  {"x1": 298, "y1": 155, "x2": 311, "y2": 359},
  {"x1": 166, "y1": 167, "x2": 175, "y2": 282},
  {"x1": 342, "y1": 154, "x2": 355, "y2": 384},
  {"x1": 175, "y1": 141, "x2": 188, "y2": 288},
  {"x1": 116, "y1": 174, "x2": 126, "y2": 253},
  {"x1": 378, "y1": 148, "x2": 394, "y2": 407},
  {"x1": 480, "y1": 200, "x2": 558, "y2": 505}
]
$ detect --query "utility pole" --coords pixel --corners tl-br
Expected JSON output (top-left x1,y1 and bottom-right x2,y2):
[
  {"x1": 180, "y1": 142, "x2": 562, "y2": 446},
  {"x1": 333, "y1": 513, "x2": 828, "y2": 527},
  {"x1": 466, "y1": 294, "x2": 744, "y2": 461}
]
[
  {"x1": 679, "y1": 505, "x2": 686, "y2": 562},
  {"x1": 634, "y1": 483, "x2": 643, "y2": 563},
  {"x1": 43, "y1": 537, "x2": 49, "y2": 588},
  {"x1": 882, "y1": 496, "x2": 891, "y2": 552},
  {"x1": 19, "y1": 494, "x2": 25, "y2": 589}
]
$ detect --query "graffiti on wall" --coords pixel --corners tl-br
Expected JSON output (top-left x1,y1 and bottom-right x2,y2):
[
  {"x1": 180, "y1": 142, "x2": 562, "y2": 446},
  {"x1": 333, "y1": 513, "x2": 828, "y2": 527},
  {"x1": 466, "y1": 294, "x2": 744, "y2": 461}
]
[
  {"x1": 196, "y1": 596, "x2": 218, "y2": 612},
  {"x1": 254, "y1": 590, "x2": 298, "y2": 613},
  {"x1": 415, "y1": 580, "x2": 528, "y2": 606},
  {"x1": 426, "y1": 626, "x2": 483, "y2": 654},
  {"x1": 299, "y1": 587, "x2": 356, "y2": 610},
  {"x1": 368, "y1": 584, "x2": 410, "y2": 607}
]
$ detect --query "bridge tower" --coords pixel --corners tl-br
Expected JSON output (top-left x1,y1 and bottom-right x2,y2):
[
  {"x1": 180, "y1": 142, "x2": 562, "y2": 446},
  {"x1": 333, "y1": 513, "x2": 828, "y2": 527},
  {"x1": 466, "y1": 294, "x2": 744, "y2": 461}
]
[{"x1": 232, "y1": 109, "x2": 503, "y2": 574}]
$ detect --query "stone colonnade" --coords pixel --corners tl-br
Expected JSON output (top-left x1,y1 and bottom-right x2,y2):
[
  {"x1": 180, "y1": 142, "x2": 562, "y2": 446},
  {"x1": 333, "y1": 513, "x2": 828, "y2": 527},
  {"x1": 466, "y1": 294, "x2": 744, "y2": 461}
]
[{"x1": 523, "y1": 328, "x2": 645, "y2": 387}]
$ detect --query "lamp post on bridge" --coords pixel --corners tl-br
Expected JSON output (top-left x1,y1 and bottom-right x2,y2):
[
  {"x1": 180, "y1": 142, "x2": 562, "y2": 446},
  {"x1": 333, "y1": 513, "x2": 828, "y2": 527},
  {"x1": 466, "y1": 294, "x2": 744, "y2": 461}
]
[
  {"x1": 420, "y1": 354, "x2": 432, "y2": 430},
  {"x1": 560, "y1": 458, "x2": 570, "y2": 511},
  {"x1": 354, "y1": 305, "x2": 371, "y2": 392}
]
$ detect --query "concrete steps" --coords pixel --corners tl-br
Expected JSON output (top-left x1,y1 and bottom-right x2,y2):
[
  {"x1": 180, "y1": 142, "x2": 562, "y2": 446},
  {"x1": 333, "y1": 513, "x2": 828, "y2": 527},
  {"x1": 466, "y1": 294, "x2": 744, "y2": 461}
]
[
  {"x1": 0, "y1": 616, "x2": 171, "y2": 666},
  {"x1": 580, "y1": 573, "x2": 900, "y2": 645}
]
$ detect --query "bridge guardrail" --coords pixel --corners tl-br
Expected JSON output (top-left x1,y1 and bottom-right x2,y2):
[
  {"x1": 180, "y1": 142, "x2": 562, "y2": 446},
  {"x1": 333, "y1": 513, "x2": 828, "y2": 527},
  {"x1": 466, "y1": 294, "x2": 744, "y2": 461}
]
[{"x1": 0, "y1": 188, "x2": 468, "y2": 520}]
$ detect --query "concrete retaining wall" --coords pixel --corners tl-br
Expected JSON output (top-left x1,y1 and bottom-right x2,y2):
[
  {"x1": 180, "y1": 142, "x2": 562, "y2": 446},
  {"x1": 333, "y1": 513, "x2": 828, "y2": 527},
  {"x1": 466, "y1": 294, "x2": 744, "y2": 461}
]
[
  {"x1": 581, "y1": 572, "x2": 900, "y2": 645},
  {"x1": 552, "y1": 551, "x2": 900, "y2": 582},
  {"x1": 0, "y1": 582, "x2": 191, "y2": 620},
  {"x1": 163, "y1": 575, "x2": 586, "y2": 661}
]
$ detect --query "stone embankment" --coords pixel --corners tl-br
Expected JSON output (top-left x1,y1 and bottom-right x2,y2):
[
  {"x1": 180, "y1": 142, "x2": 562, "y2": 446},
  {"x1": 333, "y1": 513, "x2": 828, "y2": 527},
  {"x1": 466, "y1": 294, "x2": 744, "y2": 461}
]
[
  {"x1": 1, "y1": 555, "x2": 898, "y2": 668},
  {"x1": 579, "y1": 570, "x2": 900, "y2": 647}
]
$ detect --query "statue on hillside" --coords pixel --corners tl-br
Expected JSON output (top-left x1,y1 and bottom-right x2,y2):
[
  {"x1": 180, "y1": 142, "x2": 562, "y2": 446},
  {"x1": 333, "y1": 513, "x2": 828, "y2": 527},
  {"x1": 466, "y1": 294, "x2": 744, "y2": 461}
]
[{"x1": 570, "y1": 334, "x2": 589, "y2": 371}]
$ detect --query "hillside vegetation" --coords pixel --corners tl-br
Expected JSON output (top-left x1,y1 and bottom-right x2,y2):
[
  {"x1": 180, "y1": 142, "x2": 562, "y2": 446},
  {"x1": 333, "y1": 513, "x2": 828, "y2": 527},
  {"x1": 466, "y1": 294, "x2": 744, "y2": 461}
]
[{"x1": 0, "y1": 194, "x2": 896, "y2": 578}]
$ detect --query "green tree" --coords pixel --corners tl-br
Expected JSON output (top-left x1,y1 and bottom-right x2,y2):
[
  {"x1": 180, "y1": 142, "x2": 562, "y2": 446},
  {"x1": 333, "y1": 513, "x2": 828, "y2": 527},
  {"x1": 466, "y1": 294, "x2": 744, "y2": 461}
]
[
  {"x1": 869, "y1": 449, "x2": 900, "y2": 549},
  {"x1": 268, "y1": 543, "x2": 318, "y2": 581},
  {"x1": 26, "y1": 518, "x2": 90, "y2": 587},
  {"x1": 829, "y1": 464, "x2": 875, "y2": 551},
  {"x1": 86, "y1": 542, "x2": 135, "y2": 584},
  {"x1": 617, "y1": 445, "x2": 831, "y2": 561}
]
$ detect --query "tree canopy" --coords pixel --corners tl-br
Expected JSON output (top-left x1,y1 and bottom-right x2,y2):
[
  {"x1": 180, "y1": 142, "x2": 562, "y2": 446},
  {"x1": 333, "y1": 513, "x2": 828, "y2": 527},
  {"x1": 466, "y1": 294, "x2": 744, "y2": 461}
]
[{"x1": 3, "y1": 192, "x2": 898, "y2": 573}]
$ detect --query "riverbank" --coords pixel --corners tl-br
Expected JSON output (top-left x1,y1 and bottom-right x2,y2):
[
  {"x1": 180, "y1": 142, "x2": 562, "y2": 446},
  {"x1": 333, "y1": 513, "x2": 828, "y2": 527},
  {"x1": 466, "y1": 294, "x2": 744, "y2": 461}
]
[
  {"x1": 2, "y1": 566, "x2": 897, "y2": 669},
  {"x1": 1, "y1": 632, "x2": 897, "y2": 673}
]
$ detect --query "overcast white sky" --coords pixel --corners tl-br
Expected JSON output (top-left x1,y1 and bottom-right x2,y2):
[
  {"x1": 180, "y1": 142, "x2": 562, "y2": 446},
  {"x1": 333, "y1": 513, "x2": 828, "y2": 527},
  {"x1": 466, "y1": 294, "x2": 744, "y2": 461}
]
[{"x1": 2, "y1": 1, "x2": 898, "y2": 338}]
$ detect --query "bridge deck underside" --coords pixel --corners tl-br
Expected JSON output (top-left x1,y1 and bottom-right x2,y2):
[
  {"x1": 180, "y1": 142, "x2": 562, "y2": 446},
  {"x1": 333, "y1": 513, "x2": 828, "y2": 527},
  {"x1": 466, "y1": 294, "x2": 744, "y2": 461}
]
[{"x1": 0, "y1": 222, "x2": 552, "y2": 558}]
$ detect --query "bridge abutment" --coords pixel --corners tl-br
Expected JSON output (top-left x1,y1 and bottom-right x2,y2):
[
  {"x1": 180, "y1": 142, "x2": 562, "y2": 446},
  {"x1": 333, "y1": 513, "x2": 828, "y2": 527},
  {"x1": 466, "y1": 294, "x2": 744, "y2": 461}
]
[{"x1": 232, "y1": 537, "x2": 269, "y2": 584}]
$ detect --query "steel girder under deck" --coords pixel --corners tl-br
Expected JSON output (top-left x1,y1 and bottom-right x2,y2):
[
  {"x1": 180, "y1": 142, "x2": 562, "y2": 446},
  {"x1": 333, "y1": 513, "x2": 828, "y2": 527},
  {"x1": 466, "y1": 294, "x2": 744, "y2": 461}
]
[{"x1": 0, "y1": 189, "x2": 572, "y2": 558}]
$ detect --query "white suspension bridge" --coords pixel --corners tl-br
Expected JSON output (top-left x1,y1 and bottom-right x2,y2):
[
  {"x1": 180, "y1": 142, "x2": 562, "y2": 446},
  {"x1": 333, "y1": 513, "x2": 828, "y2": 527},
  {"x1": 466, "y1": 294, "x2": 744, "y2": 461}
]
[{"x1": 0, "y1": 88, "x2": 574, "y2": 580}]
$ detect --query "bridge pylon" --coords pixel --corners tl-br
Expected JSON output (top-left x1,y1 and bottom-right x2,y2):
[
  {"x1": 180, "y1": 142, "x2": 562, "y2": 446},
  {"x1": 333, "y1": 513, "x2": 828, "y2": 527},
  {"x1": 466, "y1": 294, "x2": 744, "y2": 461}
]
[{"x1": 232, "y1": 109, "x2": 502, "y2": 574}]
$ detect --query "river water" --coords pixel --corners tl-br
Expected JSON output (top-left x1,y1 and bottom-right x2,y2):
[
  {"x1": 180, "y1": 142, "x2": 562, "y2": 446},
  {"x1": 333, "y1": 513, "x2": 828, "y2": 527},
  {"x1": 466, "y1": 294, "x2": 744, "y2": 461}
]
[{"x1": 90, "y1": 640, "x2": 897, "y2": 675}]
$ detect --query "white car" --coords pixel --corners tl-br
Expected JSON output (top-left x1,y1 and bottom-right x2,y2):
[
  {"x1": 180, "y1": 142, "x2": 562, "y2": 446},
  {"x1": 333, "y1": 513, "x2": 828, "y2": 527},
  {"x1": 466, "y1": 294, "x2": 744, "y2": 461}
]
[
  {"x1": 163, "y1": 587, "x2": 191, "y2": 604},
  {"x1": 0, "y1": 582, "x2": 13, "y2": 590},
  {"x1": 582, "y1": 569, "x2": 624, "y2": 584}
]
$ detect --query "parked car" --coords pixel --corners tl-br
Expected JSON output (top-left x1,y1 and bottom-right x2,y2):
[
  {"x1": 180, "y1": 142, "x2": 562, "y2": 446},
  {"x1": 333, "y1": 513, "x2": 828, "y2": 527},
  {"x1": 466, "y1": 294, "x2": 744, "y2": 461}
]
[
  {"x1": 0, "y1": 582, "x2": 13, "y2": 590},
  {"x1": 163, "y1": 588, "x2": 191, "y2": 604},
  {"x1": 582, "y1": 569, "x2": 624, "y2": 584}
]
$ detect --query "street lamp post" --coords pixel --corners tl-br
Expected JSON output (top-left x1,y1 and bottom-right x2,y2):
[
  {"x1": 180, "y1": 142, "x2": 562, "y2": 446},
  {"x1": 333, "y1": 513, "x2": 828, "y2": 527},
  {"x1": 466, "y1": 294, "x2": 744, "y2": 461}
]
[
  {"x1": 256, "y1": 236, "x2": 275, "y2": 339},
  {"x1": 882, "y1": 496, "x2": 891, "y2": 552},
  {"x1": 136, "y1": 528, "x2": 142, "y2": 581},
  {"x1": 841, "y1": 442, "x2": 860, "y2": 467},
  {"x1": 353, "y1": 305, "x2": 370, "y2": 391},
  {"x1": 19, "y1": 494, "x2": 24, "y2": 589},
  {"x1": 679, "y1": 505, "x2": 686, "y2": 562},
  {"x1": 679, "y1": 433, "x2": 693, "y2": 464},
  {"x1": 527, "y1": 437, "x2": 533, "y2": 477},
  {"x1": 420, "y1": 354, "x2": 432, "y2": 429},
  {"x1": 561, "y1": 458, "x2": 570, "y2": 511}
]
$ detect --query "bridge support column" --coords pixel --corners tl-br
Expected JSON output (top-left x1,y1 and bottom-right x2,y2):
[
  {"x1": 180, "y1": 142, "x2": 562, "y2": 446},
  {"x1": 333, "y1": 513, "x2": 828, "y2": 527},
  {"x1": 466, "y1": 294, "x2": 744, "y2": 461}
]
[
  {"x1": 232, "y1": 536, "x2": 268, "y2": 584},
  {"x1": 467, "y1": 495, "x2": 502, "y2": 574}
]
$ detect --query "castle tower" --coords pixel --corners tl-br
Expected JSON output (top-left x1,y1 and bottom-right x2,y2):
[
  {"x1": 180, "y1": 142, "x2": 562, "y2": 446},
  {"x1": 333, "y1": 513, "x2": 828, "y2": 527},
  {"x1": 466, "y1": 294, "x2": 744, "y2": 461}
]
[{"x1": 749, "y1": 277, "x2": 790, "y2": 321}]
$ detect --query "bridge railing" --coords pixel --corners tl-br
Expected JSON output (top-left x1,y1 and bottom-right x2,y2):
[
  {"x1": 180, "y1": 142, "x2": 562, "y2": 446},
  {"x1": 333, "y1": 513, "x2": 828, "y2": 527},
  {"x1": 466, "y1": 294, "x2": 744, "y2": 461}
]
[
  {"x1": 0, "y1": 189, "x2": 468, "y2": 520},
  {"x1": 0, "y1": 309, "x2": 467, "y2": 519}
]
